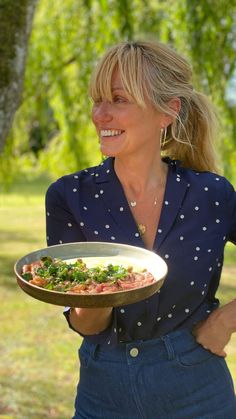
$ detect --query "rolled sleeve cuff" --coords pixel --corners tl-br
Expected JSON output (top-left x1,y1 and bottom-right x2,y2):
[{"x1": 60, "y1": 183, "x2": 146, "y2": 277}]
[{"x1": 63, "y1": 307, "x2": 118, "y2": 345}]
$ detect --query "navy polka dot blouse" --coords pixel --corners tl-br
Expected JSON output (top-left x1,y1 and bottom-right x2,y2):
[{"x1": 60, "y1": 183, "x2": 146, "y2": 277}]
[{"x1": 45, "y1": 158, "x2": 236, "y2": 347}]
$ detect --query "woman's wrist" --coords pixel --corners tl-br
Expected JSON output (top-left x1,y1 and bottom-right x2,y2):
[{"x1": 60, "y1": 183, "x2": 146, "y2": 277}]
[
  {"x1": 69, "y1": 306, "x2": 113, "y2": 335},
  {"x1": 215, "y1": 299, "x2": 236, "y2": 333}
]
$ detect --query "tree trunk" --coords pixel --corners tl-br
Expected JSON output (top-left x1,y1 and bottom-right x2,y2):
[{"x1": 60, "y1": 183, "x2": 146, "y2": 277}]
[{"x1": 0, "y1": 0, "x2": 38, "y2": 153}]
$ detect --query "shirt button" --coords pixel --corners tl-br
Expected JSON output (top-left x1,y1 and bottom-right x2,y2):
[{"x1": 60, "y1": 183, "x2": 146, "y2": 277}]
[{"x1": 130, "y1": 347, "x2": 139, "y2": 357}]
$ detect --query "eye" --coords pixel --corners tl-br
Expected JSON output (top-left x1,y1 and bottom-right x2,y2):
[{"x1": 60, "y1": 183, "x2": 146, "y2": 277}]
[
  {"x1": 92, "y1": 99, "x2": 102, "y2": 105},
  {"x1": 113, "y1": 95, "x2": 127, "y2": 103}
]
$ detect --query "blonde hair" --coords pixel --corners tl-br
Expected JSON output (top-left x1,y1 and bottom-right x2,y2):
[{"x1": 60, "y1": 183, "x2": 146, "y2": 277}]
[{"x1": 89, "y1": 40, "x2": 219, "y2": 173}]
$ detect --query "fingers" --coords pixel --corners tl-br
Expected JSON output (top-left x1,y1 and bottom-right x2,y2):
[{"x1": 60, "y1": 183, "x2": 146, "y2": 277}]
[
  {"x1": 194, "y1": 335, "x2": 227, "y2": 358},
  {"x1": 200, "y1": 344, "x2": 227, "y2": 358}
]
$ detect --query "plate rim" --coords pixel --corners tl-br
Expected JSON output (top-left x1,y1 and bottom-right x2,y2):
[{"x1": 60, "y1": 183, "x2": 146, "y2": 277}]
[{"x1": 14, "y1": 241, "x2": 168, "y2": 307}]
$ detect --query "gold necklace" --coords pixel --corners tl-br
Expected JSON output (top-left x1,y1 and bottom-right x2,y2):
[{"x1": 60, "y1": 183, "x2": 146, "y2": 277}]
[
  {"x1": 137, "y1": 223, "x2": 147, "y2": 236},
  {"x1": 126, "y1": 172, "x2": 167, "y2": 237},
  {"x1": 129, "y1": 197, "x2": 158, "y2": 208},
  {"x1": 128, "y1": 196, "x2": 158, "y2": 236}
]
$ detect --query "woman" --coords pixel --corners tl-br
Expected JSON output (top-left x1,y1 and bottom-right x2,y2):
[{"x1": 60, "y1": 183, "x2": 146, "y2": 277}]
[{"x1": 46, "y1": 41, "x2": 236, "y2": 418}]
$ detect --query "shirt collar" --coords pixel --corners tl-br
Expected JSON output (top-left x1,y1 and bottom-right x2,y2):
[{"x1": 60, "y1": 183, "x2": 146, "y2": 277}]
[{"x1": 94, "y1": 157, "x2": 182, "y2": 184}]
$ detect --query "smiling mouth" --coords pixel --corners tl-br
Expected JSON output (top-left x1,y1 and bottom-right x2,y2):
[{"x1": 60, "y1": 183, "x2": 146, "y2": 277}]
[{"x1": 100, "y1": 129, "x2": 124, "y2": 137}]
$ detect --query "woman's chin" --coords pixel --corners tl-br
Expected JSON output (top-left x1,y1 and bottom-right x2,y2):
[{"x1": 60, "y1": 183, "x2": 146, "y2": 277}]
[{"x1": 100, "y1": 145, "x2": 122, "y2": 158}]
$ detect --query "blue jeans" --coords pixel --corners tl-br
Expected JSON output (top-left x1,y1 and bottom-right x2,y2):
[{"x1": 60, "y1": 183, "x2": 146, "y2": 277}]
[{"x1": 73, "y1": 329, "x2": 236, "y2": 419}]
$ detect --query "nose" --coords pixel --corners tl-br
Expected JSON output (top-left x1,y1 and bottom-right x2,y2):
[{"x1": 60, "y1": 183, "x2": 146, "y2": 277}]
[{"x1": 92, "y1": 101, "x2": 113, "y2": 124}]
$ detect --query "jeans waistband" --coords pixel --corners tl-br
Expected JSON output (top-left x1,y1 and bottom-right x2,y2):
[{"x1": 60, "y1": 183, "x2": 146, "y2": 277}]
[{"x1": 81, "y1": 329, "x2": 198, "y2": 363}]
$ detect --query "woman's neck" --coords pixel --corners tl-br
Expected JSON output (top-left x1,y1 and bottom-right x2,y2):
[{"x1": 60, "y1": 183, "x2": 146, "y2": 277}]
[{"x1": 114, "y1": 154, "x2": 168, "y2": 198}]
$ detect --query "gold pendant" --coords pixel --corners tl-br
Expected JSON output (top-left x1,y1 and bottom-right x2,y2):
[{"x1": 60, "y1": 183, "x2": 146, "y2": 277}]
[{"x1": 137, "y1": 223, "x2": 146, "y2": 236}]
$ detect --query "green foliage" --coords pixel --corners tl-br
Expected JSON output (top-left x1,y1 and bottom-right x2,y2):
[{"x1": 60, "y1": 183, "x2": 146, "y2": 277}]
[
  {"x1": 2, "y1": 0, "x2": 236, "y2": 182},
  {"x1": 184, "y1": 0, "x2": 236, "y2": 179}
]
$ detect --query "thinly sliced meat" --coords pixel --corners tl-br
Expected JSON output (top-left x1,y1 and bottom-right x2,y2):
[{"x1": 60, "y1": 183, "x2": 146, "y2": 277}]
[{"x1": 22, "y1": 258, "x2": 156, "y2": 294}]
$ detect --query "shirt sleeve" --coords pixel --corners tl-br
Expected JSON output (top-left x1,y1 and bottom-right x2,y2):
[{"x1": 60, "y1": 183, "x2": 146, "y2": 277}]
[
  {"x1": 45, "y1": 179, "x2": 86, "y2": 246},
  {"x1": 45, "y1": 178, "x2": 118, "y2": 345},
  {"x1": 225, "y1": 178, "x2": 236, "y2": 244},
  {"x1": 63, "y1": 307, "x2": 118, "y2": 345}
]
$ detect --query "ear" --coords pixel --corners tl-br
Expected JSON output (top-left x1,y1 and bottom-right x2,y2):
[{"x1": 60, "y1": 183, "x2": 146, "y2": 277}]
[{"x1": 163, "y1": 97, "x2": 181, "y2": 126}]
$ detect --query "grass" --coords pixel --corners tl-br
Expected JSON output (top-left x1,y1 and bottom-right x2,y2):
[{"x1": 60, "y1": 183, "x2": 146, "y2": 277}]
[
  {"x1": 0, "y1": 175, "x2": 236, "y2": 418},
  {"x1": 0, "y1": 175, "x2": 80, "y2": 419}
]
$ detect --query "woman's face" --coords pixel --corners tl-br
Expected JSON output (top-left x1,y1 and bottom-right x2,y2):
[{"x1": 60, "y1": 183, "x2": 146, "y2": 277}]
[{"x1": 91, "y1": 70, "x2": 165, "y2": 158}]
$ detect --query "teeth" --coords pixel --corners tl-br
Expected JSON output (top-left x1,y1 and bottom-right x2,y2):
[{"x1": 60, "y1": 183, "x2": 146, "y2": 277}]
[{"x1": 100, "y1": 129, "x2": 123, "y2": 137}]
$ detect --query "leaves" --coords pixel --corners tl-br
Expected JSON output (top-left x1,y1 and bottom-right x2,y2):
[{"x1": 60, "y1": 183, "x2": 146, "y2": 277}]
[{"x1": 1, "y1": 0, "x2": 236, "y2": 182}]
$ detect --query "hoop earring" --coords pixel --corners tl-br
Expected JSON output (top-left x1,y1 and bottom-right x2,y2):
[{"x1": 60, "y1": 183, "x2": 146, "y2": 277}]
[{"x1": 160, "y1": 127, "x2": 167, "y2": 149}]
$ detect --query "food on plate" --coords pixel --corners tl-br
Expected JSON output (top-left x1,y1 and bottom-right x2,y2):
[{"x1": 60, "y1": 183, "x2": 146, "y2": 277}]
[{"x1": 21, "y1": 256, "x2": 156, "y2": 294}]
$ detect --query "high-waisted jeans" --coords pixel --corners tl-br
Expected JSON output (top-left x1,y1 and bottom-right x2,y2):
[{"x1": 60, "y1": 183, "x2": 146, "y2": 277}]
[{"x1": 73, "y1": 329, "x2": 236, "y2": 419}]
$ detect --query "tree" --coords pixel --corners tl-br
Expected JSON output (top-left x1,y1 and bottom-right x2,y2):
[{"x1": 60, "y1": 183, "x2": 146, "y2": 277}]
[
  {"x1": 1, "y1": 0, "x2": 236, "y2": 184},
  {"x1": 0, "y1": 0, "x2": 38, "y2": 153}
]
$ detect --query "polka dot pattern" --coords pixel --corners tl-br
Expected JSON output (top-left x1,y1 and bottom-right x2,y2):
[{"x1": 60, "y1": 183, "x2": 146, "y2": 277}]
[{"x1": 46, "y1": 157, "x2": 235, "y2": 347}]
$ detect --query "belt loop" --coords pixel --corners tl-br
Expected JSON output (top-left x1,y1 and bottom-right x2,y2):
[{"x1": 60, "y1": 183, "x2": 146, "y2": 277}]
[{"x1": 161, "y1": 335, "x2": 175, "y2": 360}]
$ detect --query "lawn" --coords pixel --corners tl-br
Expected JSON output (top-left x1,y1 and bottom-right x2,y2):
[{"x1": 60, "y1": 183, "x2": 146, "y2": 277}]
[{"x1": 0, "y1": 175, "x2": 236, "y2": 419}]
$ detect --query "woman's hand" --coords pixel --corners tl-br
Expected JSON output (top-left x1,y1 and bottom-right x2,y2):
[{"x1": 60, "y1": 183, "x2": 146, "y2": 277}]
[{"x1": 192, "y1": 300, "x2": 236, "y2": 357}]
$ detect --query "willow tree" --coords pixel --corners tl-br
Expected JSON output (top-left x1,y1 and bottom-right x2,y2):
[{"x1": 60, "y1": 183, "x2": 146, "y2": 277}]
[
  {"x1": 184, "y1": 0, "x2": 236, "y2": 178},
  {"x1": 1, "y1": 0, "x2": 236, "y2": 184},
  {"x1": 0, "y1": 0, "x2": 38, "y2": 153}
]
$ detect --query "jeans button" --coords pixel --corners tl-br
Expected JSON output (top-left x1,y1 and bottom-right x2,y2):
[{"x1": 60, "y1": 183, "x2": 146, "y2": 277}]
[{"x1": 130, "y1": 347, "x2": 139, "y2": 357}]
